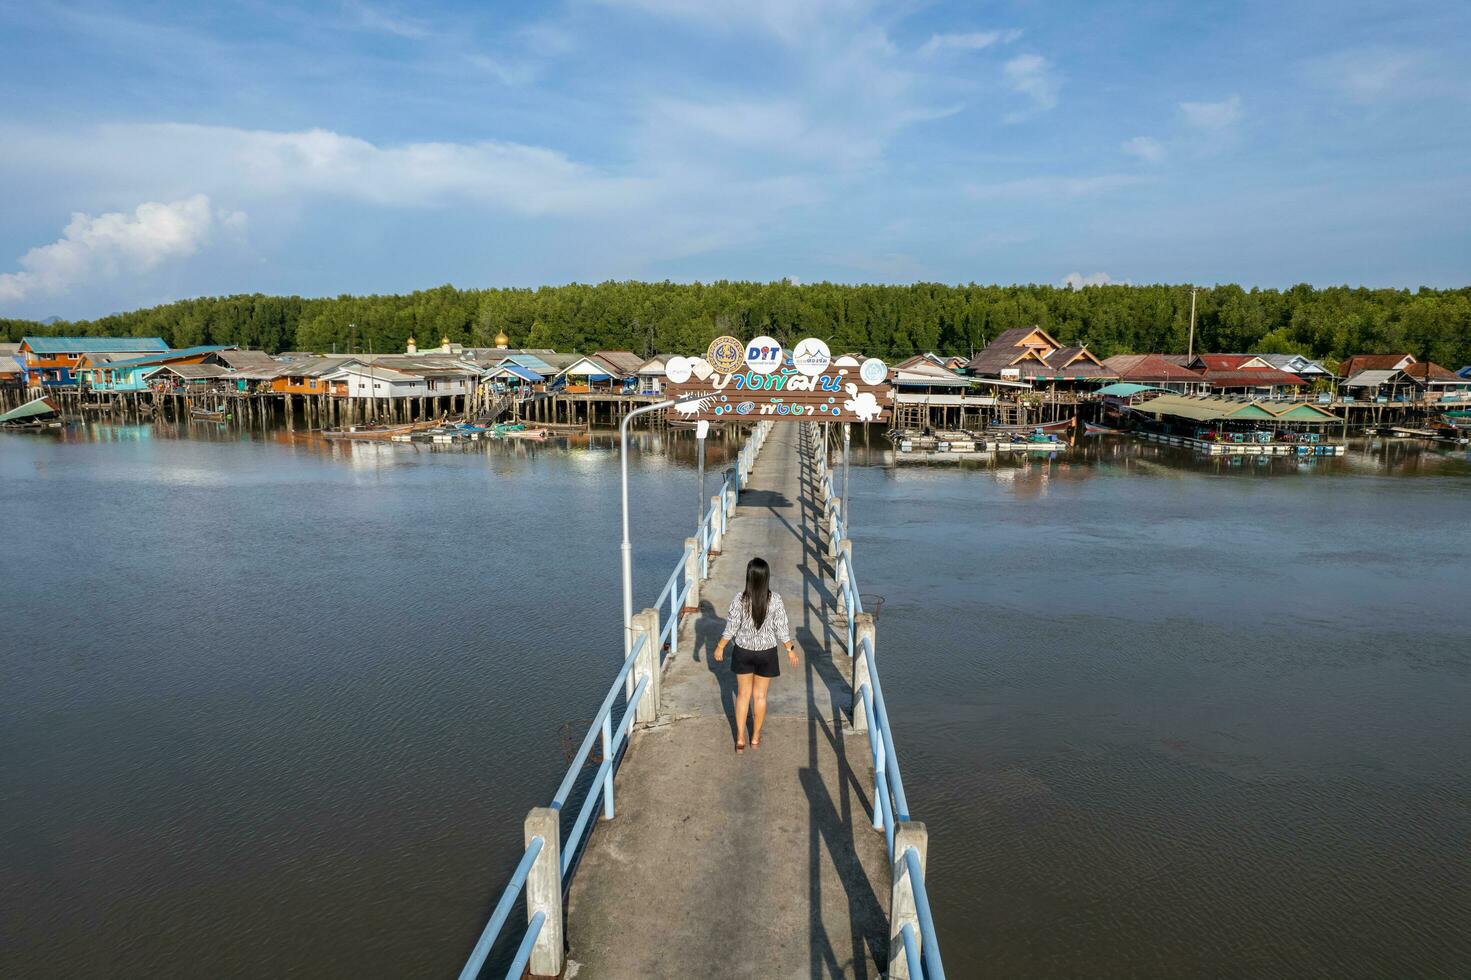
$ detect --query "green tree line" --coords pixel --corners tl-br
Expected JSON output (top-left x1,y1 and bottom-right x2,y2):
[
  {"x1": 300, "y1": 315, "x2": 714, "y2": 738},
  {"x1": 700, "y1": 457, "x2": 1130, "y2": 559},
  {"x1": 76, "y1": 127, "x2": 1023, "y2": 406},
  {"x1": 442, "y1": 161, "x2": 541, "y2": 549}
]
[{"x1": 5, "y1": 281, "x2": 1470, "y2": 368}]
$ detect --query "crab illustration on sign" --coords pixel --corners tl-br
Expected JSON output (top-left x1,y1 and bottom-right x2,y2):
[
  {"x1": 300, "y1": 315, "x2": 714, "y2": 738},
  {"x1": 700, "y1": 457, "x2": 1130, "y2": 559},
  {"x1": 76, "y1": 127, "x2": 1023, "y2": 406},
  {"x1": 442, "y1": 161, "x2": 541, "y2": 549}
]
[{"x1": 842, "y1": 383, "x2": 883, "y2": 422}]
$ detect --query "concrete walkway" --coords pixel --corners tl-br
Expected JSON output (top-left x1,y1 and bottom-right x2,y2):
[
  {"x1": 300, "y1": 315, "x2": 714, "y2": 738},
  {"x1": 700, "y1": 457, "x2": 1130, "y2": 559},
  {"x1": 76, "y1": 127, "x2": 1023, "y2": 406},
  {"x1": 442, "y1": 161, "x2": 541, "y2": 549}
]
[{"x1": 565, "y1": 424, "x2": 889, "y2": 978}]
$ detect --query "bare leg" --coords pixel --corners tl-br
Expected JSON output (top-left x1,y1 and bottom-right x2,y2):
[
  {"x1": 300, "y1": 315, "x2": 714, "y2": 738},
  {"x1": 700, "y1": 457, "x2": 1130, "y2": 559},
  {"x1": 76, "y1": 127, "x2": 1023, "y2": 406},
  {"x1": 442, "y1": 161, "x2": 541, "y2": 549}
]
[
  {"x1": 751, "y1": 675, "x2": 771, "y2": 746},
  {"x1": 733, "y1": 672, "x2": 753, "y2": 750}
]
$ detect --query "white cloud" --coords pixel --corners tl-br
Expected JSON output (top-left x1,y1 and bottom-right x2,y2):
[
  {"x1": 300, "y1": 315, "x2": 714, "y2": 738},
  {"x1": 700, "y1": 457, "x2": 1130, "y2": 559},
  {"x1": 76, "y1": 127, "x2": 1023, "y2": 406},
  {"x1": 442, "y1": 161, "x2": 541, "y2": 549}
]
[
  {"x1": 7, "y1": 123, "x2": 655, "y2": 216},
  {"x1": 1303, "y1": 47, "x2": 1461, "y2": 105},
  {"x1": 1062, "y1": 271, "x2": 1117, "y2": 289},
  {"x1": 919, "y1": 30, "x2": 1021, "y2": 57},
  {"x1": 1122, "y1": 136, "x2": 1166, "y2": 163},
  {"x1": 1179, "y1": 95, "x2": 1243, "y2": 131},
  {"x1": 590, "y1": 0, "x2": 870, "y2": 44},
  {"x1": 0, "y1": 195, "x2": 240, "y2": 303},
  {"x1": 344, "y1": 1, "x2": 431, "y2": 39},
  {"x1": 1003, "y1": 54, "x2": 1061, "y2": 114},
  {"x1": 967, "y1": 174, "x2": 1144, "y2": 200}
]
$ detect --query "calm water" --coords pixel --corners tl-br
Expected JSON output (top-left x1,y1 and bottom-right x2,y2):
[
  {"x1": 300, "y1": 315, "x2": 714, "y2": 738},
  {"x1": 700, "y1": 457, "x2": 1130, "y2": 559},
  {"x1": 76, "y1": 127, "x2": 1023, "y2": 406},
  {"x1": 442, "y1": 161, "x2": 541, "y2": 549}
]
[{"x1": 3, "y1": 425, "x2": 1469, "y2": 978}]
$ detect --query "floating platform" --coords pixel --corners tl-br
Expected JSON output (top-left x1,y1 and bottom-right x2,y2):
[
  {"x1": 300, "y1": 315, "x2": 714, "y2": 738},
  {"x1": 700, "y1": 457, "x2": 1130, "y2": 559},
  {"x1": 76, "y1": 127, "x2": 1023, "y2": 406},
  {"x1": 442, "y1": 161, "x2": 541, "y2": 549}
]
[{"x1": 1136, "y1": 431, "x2": 1345, "y2": 455}]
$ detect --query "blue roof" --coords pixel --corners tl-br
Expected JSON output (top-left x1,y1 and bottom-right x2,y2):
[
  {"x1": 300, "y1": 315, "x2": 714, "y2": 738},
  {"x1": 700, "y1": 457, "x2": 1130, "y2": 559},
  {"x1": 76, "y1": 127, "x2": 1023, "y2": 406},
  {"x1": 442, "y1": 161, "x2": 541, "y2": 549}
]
[
  {"x1": 1459, "y1": 366, "x2": 1471, "y2": 379},
  {"x1": 501, "y1": 364, "x2": 544, "y2": 382},
  {"x1": 501, "y1": 353, "x2": 554, "y2": 374},
  {"x1": 77, "y1": 345, "x2": 234, "y2": 371},
  {"x1": 22, "y1": 336, "x2": 168, "y2": 355}
]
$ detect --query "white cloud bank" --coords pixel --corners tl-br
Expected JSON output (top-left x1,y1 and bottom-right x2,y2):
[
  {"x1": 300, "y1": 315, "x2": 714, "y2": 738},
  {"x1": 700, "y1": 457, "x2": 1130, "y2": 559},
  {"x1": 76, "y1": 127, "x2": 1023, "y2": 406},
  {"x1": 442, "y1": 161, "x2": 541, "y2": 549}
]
[
  {"x1": 1063, "y1": 271, "x2": 1118, "y2": 289},
  {"x1": 0, "y1": 195, "x2": 243, "y2": 303}
]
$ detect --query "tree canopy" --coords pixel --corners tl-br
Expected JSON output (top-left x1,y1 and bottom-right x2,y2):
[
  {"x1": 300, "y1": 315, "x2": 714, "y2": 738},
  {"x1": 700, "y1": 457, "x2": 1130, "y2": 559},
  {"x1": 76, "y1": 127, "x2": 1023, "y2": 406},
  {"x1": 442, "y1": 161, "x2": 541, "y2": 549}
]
[{"x1": 5, "y1": 281, "x2": 1469, "y2": 368}]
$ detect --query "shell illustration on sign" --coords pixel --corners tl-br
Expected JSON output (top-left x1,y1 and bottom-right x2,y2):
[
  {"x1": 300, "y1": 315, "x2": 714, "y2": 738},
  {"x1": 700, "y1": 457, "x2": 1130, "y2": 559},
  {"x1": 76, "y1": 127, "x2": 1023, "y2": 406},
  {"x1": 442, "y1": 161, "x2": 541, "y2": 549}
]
[{"x1": 842, "y1": 383, "x2": 882, "y2": 422}]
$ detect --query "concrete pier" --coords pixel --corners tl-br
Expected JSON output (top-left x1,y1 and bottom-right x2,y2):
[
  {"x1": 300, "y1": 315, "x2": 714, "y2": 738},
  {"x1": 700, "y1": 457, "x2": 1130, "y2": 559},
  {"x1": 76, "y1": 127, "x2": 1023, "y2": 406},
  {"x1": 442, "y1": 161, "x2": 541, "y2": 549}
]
[{"x1": 564, "y1": 423, "x2": 890, "y2": 978}]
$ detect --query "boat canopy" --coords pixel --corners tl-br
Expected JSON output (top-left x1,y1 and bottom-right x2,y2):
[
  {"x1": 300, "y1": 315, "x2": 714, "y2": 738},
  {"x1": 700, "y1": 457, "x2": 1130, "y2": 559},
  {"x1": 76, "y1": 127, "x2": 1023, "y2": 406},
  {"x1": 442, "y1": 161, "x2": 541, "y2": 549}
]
[
  {"x1": 0, "y1": 395, "x2": 60, "y2": 424},
  {"x1": 1094, "y1": 382, "x2": 1172, "y2": 397}
]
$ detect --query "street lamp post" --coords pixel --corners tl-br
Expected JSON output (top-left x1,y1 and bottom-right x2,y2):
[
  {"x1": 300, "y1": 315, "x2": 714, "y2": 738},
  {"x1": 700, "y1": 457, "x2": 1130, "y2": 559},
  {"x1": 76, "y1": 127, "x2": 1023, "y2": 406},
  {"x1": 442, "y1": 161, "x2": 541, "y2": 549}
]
[{"x1": 619, "y1": 394, "x2": 708, "y2": 657}]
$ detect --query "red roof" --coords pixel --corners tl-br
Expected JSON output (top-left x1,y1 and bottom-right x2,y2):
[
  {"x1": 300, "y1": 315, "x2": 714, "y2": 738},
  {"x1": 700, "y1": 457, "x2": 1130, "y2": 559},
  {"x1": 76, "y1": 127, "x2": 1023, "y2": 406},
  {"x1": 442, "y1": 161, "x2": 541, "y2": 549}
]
[
  {"x1": 1401, "y1": 361, "x2": 1459, "y2": 382},
  {"x1": 1198, "y1": 368, "x2": 1305, "y2": 386},
  {"x1": 1193, "y1": 354, "x2": 1276, "y2": 372},
  {"x1": 1102, "y1": 354, "x2": 1204, "y2": 383},
  {"x1": 1339, "y1": 353, "x2": 1415, "y2": 376}
]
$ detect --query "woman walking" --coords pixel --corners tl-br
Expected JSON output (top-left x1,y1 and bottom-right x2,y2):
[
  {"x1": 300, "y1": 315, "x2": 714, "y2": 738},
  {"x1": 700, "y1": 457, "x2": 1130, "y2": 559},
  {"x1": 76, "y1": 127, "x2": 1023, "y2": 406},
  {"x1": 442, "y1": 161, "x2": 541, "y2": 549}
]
[{"x1": 713, "y1": 557, "x2": 799, "y2": 752}]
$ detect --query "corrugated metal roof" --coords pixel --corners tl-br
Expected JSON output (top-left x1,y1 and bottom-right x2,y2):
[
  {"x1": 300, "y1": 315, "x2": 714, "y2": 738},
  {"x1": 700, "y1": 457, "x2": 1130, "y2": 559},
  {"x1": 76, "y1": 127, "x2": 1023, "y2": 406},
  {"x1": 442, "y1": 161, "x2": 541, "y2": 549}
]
[
  {"x1": 501, "y1": 364, "x2": 544, "y2": 382},
  {"x1": 154, "y1": 363, "x2": 230, "y2": 379},
  {"x1": 1344, "y1": 369, "x2": 1398, "y2": 387},
  {"x1": 1136, "y1": 394, "x2": 1340, "y2": 423},
  {"x1": 80, "y1": 345, "x2": 234, "y2": 371},
  {"x1": 22, "y1": 336, "x2": 168, "y2": 354}
]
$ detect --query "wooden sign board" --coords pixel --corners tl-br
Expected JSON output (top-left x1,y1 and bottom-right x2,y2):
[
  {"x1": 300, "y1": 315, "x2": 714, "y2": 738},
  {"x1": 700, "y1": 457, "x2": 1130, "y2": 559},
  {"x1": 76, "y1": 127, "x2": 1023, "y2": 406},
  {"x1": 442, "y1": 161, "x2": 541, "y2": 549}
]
[{"x1": 666, "y1": 367, "x2": 893, "y2": 424}]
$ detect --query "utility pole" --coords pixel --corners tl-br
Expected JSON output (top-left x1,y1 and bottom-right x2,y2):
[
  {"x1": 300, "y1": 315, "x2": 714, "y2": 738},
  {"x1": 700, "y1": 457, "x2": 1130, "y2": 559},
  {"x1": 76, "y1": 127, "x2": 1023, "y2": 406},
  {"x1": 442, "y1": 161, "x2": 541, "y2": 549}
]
[{"x1": 1187, "y1": 289, "x2": 1199, "y2": 360}]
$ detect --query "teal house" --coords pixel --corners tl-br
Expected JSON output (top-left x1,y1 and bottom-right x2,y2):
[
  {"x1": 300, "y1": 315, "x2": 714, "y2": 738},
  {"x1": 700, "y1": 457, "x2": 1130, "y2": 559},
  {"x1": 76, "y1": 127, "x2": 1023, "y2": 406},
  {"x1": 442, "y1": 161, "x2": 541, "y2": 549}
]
[{"x1": 77, "y1": 346, "x2": 235, "y2": 393}]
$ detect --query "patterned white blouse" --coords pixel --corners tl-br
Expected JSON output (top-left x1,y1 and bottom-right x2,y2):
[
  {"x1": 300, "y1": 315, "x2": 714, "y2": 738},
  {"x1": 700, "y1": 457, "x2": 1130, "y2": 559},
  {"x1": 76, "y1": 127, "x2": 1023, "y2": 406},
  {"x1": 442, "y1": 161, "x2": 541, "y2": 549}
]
[{"x1": 721, "y1": 591, "x2": 792, "y2": 650}]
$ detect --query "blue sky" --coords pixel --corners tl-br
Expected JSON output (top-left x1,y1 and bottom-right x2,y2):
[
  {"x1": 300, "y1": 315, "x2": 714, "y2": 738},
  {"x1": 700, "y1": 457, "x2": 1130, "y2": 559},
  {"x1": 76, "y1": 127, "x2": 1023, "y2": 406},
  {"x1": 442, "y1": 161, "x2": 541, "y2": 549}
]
[{"x1": 1, "y1": 0, "x2": 1468, "y2": 319}]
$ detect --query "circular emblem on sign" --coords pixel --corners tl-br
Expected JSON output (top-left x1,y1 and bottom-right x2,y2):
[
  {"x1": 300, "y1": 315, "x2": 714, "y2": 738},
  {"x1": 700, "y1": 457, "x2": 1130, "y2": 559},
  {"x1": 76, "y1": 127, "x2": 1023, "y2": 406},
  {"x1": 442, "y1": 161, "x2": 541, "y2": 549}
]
[
  {"x1": 664, "y1": 355, "x2": 692, "y2": 384},
  {"x1": 736, "y1": 401, "x2": 755, "y2": 415},
  {"x1": 791, "y1": 337, "x2": 831, "y2": 377},
  {"x1": 746, "y1": 335, "x2": 783, "y2": 375},
  {"x1": 860, "y1": 357, "x2": 888, "y2": 386},
  {"x1": 706, "y1": 336, "x2": 744, "y2": 374}
]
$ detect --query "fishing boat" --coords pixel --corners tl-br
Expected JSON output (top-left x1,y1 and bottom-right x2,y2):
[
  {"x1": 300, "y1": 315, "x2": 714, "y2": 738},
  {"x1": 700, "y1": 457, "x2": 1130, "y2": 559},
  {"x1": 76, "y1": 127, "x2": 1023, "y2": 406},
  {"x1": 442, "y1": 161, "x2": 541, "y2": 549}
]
[
  {"x1": 0, "y1": 395, "x2": 63, "y2": 430},
  {"x1": 1083, "y1": 421, "x2": 1123, "y2": 435},
  {"x1": 322, "y1": 422, "x2": 422, "y2": 441},
  {"x1": 988, "y1": 417, "x2": 1075, "y2": 434},
  {"x1": 504, "y1": 427, "x2": 549, "y2": 441},
  {"x1": 190, "y1": 408, "x2": 228, "y2": 422}
]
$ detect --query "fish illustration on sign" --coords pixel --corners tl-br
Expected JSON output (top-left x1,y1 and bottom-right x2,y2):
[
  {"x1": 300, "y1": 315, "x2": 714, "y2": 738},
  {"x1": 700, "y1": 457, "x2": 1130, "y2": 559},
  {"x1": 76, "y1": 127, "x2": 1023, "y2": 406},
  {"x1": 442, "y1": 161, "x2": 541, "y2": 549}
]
[{"x1": 842, "y1": 383, "x2": 882, "y2": 422}]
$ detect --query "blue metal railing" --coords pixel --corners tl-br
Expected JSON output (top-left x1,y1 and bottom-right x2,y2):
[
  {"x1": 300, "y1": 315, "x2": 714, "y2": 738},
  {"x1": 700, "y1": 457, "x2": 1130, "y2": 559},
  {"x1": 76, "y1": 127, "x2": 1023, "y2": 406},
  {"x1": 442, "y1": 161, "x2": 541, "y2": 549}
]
[
  {"x1": 814, "y1": 422, "x2": 945, "y2": 980},
  {"x1": 458, "y1": 422, "x2": 769, "y2": 979}
]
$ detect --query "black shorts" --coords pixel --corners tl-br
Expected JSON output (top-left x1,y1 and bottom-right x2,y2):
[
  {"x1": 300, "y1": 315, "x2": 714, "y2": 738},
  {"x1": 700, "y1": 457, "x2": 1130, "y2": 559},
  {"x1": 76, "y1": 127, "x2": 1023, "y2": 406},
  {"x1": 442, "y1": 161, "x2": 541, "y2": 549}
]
[{"x1": 732, "y1": 644, "x2": 780, "y2": 678}]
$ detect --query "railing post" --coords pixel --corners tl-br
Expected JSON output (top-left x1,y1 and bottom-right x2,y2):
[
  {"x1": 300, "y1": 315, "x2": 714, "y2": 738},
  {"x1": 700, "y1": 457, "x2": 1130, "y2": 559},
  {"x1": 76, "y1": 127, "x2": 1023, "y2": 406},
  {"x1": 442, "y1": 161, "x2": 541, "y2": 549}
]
[
  {"x1": 889, "y1": 822, "x2": 928, "y2": 980},
  {"x1": 524, "y1": 807, "x2": 564, "y2": 979},
  {"x1": 851, "y1": 612, "x2": 874, "y2": 732},
  {"x1": 631, "y1": 607, "x2": 661, "y2": 726},
  {"x1": 828, "y1": 509, "x2": 841, "y2": 558},
  {"x1": 835, "y1": 537, "x2": 852, "y2": 595},
  {"x1": 709, "y1": 495, "x2": 724, "y2": 554},
  {"x1": 682, "y1": 537, "x2": 701, "y2": 612}
]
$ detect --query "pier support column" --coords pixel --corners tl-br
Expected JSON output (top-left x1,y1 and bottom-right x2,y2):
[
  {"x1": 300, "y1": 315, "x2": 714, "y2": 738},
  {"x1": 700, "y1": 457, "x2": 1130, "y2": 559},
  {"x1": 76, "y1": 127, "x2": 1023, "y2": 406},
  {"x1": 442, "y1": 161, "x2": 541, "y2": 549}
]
[
  {"x1": 851, "y1": 612, "x2": 874, "y2": 732},
  {"x1": 889, "y1": 822, "x2": 929, "y2": 980},
  {"x1": 523, "y1": 807, "x2": 565, "y2": 978},
  {"x1": 630, "y1": 607, "x2": 661, "y2": 726},
  {"x1": 682, "y1": 537, "x2": 701, "y2": 613}
]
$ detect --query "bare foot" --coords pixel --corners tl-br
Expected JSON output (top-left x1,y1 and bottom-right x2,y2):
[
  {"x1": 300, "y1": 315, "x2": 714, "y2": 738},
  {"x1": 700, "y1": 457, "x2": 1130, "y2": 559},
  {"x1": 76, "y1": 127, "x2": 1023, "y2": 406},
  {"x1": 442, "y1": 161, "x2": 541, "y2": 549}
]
[
  {"x1": 751, "y1": 734, "x2": 762, "y2": 748},
  {"x1": 735, "y1": 739, "x2": 746, "y2": 754}
]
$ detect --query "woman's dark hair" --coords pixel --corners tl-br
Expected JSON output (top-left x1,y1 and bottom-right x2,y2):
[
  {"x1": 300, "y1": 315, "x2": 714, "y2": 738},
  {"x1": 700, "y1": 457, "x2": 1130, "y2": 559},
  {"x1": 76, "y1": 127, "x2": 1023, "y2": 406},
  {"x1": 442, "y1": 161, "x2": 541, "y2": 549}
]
[{"x1": 743, "y1": 557, "x2": 770, "y2": 629}]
